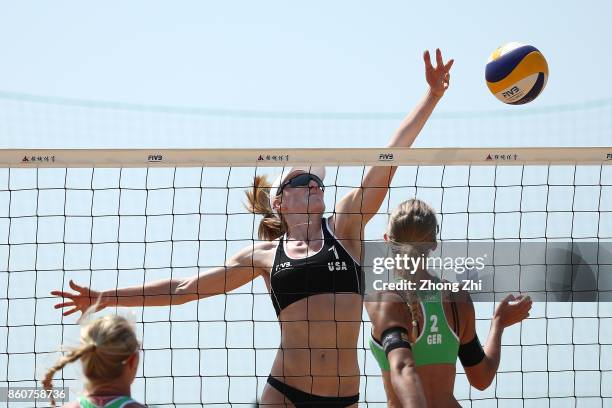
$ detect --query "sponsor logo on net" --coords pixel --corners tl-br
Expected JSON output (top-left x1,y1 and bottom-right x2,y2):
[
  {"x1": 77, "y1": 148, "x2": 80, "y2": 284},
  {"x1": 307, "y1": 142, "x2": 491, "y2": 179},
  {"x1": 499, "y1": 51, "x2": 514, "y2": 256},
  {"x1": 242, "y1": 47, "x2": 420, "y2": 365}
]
[
  {"x1": 257, "y1": 154, "x2": 290, "y2": 162},
  {"x1": 21, "y1": 155, "x2": 56, "y2": 163},
  {"x1": 485, "y1": 153, "x2": 518, "y2": 161}
]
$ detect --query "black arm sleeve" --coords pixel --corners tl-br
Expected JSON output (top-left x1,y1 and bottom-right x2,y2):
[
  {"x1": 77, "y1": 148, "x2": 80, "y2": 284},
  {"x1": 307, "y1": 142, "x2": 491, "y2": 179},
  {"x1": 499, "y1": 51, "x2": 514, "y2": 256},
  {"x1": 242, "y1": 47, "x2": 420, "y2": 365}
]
[
  {"x1": 381, "y1": 326, "x2": 412, "y2": 356},
  {"x1": 458, "y1": 334, "x2": 485, "y2": 367}
]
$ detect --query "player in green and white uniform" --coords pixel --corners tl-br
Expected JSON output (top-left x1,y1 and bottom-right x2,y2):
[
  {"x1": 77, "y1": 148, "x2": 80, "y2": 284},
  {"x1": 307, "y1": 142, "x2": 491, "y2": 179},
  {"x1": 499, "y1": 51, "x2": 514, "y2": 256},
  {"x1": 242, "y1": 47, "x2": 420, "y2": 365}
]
[{"x1": 366, "y1": 199, "x2": 532, "y2": 407}]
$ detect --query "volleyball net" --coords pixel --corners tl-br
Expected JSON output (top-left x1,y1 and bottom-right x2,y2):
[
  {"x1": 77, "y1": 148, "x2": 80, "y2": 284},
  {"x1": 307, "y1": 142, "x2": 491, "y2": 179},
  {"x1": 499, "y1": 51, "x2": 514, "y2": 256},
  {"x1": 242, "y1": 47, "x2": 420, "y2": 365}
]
[
  {"x1": 0, "y1": 147, "x2": 611, "y2": 407},
  {"x1": 2, "y1": 91, "x2": 611, "y2": 149}
]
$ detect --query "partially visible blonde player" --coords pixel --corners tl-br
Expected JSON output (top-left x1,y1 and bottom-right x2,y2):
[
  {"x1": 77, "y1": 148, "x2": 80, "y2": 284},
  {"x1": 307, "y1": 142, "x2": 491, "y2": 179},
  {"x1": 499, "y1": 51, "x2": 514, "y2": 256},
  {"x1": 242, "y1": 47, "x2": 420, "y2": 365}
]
[
  {"x1": 366, "y1": 199, "x2": 532, "y2": 407},
  {"x1": 43, "y1": 314, "x2": 144, "y2": 408}
]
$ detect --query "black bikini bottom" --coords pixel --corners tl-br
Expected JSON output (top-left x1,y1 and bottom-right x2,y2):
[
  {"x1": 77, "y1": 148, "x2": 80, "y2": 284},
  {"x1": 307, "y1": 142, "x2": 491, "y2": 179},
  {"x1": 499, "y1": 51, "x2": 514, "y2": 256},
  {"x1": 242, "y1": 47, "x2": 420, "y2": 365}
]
[{"x1": 265, "y1": 376, "x2": 359, "y2": 407}]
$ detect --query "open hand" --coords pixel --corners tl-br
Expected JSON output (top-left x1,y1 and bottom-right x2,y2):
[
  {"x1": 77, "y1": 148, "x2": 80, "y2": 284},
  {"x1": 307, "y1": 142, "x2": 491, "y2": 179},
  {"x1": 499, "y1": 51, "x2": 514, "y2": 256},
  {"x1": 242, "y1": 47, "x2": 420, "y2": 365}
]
[
  {"x1": 493, "y1": 294, "x2": 532, "y2": 328},
  {"x1": 424, "y1": 48, "x2": 454, "y2": 97},
  {"x1": 51, "y1": 280, "x2": 104, "y2": 316}
]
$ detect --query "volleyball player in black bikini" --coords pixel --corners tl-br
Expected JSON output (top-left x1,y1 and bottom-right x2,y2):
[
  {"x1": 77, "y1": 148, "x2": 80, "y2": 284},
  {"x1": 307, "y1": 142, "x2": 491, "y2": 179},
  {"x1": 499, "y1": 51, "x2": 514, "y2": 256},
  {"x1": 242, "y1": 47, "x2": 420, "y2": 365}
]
[{"x1": 52, "y1": 49, "x2": 453, "y2": 407}]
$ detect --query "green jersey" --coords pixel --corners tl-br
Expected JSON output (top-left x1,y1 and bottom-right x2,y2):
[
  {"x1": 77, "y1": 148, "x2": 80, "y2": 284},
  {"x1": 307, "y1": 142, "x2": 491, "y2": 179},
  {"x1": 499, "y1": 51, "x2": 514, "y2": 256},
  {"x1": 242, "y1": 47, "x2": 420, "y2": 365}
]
[
  {"x1": 370, "y1": 286, "x2": 459, "y2": 370},
  {"x1": 78, "y1": 396, "x2": 136, "y2": 408}
]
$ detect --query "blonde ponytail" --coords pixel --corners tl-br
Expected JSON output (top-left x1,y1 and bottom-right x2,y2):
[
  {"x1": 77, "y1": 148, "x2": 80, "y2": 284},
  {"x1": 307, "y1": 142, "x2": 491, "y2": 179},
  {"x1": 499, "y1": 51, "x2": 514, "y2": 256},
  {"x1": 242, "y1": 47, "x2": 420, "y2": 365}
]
[
  {"x1": 42, "y1": 315, "x2": 139, "y2": 407},
  {"x1": 42, "y1": 344, "x2": 96, "y2": 407},
  {"x1": 245, "y1": 175, "x2": 287, "y2": 241},
  {"x1": 406, "y1": 291, "x2": 421, "y2": 340},
  {"x1": 387, "y1": 198, "x2": 438, "y2": 341}
]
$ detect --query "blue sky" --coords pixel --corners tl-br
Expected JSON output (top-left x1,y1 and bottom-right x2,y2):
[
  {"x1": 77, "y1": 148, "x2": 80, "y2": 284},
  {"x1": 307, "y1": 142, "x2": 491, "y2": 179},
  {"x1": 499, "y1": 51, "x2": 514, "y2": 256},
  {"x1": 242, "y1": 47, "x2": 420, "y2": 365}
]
[
  {"x1": 1, "y1": 1, "x2": 610, "y2": 114},
  {"x1": 1, "y1": 1, "x2": 611, "y2": 149}
]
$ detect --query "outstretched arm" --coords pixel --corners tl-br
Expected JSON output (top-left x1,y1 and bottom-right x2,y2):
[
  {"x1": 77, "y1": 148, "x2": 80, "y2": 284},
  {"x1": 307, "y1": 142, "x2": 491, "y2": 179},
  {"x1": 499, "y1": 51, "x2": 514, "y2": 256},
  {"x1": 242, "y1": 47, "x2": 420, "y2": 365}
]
[
  {"x1": 52, "y1": 243, "x2": 270, "y2": 316},
  {"x1": 387, "y1": 49, "x2": 453, "y2": 149},
  {"x1": 365, "y1": 293, "x2": 426, "y2": 407},
  {"x1": 462, "y1": 293, "x2": 532, "y2": 390},
  {"x1": 335, "y1": 49, "x2": 454, "y2": 230}
]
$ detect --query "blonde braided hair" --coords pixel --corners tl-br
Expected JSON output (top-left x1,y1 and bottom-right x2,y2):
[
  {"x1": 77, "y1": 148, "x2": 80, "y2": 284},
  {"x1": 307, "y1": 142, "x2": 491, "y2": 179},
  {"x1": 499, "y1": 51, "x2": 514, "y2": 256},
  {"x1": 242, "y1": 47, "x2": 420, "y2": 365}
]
[
  {"x1": 387, "y1": 199, "x2": 438, "y2": 340},
  {"x1": 42, "y1": 314, "x2": 139, "y2": 407}
]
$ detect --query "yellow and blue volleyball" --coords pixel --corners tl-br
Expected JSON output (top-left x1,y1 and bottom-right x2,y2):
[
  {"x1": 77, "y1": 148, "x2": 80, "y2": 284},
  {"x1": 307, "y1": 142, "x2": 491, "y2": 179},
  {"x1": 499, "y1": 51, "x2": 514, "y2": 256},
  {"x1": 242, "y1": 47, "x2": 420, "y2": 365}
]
[{"x1": 486, "y1": 42, "x2": 548, "y2": 104}]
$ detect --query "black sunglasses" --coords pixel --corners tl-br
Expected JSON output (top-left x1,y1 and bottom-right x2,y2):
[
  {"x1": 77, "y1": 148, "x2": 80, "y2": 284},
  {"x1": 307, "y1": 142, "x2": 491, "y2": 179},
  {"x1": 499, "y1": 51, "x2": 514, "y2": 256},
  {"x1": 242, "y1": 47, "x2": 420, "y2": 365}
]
[{"x1": 278, "y1": 173, "x2": 325, "y2": 194}]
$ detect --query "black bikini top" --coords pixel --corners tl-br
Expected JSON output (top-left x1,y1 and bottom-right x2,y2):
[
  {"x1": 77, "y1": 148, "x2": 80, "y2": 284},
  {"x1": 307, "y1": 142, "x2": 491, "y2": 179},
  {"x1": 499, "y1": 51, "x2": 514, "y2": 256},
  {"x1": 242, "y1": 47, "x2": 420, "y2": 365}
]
[{"x1": 270, "y1": 218, "x2": 363, "y2": 316}]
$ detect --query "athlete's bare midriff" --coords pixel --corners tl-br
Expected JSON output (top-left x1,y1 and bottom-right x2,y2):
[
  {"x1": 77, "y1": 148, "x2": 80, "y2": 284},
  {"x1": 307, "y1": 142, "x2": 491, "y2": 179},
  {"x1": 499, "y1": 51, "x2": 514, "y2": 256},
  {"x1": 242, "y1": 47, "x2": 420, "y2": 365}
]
[
  {"x1": 269, "y1": 292, "x2": 362, "y2": 396},
  {"x1": 417, "y1": 364, "x2": 461, "y2": 407},
  {"x1": 256, "y1": 222, "x2": 363, "y2": 397}
]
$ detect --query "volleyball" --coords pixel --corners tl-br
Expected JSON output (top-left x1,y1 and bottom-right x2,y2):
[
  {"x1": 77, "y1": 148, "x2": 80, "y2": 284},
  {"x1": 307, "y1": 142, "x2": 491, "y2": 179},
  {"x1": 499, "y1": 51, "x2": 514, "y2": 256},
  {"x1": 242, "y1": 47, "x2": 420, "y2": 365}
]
[{"x1": 485, "y1": 42, "x2": 548, "y2": 104}]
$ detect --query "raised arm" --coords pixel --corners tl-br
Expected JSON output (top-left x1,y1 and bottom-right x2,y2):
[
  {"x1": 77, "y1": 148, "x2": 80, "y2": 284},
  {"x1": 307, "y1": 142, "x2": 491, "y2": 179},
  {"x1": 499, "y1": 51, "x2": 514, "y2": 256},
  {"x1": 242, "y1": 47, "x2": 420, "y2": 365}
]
[
  {"x1": 365, "y1": 293, "x2": 426, "y2": 408},
  {"x1": 460, "y1": 293, "x2": 532, "y2": 390},
  {"x1": 334, "y1": 49, "x2": 454, "y2": 231},
  {"x1": 52, "y1": 242, "x2": 272, "y2": 316}
]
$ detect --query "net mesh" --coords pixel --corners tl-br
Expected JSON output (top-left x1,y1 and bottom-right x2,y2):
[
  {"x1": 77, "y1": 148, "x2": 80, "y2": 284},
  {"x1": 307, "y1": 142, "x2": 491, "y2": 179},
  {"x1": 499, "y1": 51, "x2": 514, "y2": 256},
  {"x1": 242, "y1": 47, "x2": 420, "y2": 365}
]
[{"x1": 1, "y1": 158, "x2": 611, "y2": 407}]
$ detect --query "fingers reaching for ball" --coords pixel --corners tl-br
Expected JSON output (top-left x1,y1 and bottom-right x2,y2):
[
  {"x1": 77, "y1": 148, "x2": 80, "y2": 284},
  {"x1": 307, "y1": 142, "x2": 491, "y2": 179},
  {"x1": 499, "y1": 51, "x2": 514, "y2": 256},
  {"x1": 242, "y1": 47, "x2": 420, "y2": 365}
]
[{"x1": 424, "y1": 48, "x2": 453, "y2": 97}]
